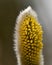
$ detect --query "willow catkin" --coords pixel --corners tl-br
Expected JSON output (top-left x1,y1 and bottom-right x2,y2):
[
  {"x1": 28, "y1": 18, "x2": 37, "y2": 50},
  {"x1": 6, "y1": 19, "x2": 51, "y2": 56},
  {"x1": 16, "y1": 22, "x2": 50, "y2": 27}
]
[{"x1": 14, "y1": 6, "x2": 44, "y2": 65}]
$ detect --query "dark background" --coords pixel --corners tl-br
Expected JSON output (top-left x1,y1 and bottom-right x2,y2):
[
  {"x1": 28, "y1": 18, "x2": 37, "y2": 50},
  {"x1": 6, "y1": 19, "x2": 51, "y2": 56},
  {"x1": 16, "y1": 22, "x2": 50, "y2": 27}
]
[{"x1": 0, "y1": 0, "x2": 52, "y2": 65}]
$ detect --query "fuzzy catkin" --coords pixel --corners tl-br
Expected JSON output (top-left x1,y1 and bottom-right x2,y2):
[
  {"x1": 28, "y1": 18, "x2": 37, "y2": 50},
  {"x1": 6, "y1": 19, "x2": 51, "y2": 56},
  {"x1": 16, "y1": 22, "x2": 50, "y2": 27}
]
[{"x1": 14, "y1": 6, "x2": 44, "y2": 65}]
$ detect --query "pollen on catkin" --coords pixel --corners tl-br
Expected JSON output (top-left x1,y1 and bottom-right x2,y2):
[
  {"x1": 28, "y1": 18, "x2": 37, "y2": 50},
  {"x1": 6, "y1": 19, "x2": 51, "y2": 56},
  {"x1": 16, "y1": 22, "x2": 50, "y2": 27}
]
[
  {"x1": 14, "y1": 6, "x2": 44, "y2": 65},
  {"x1": 19, "y1": 14, "x2": 43, "y2": 65}
]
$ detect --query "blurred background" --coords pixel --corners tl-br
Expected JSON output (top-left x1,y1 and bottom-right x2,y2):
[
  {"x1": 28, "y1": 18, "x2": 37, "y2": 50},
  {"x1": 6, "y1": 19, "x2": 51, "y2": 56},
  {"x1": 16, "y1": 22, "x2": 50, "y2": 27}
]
[{"x1": 0, "y1": 0, "x2": 52, "y2": 65}]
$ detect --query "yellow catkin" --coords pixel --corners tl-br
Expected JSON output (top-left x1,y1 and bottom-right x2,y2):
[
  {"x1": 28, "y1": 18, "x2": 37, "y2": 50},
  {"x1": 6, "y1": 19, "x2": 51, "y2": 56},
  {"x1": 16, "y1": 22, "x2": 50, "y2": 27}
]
[{"x1": 19, "y1": 14, "x2": 43, "y2": 65}]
